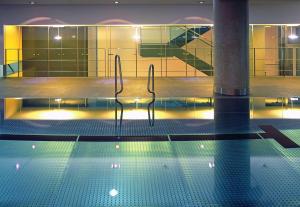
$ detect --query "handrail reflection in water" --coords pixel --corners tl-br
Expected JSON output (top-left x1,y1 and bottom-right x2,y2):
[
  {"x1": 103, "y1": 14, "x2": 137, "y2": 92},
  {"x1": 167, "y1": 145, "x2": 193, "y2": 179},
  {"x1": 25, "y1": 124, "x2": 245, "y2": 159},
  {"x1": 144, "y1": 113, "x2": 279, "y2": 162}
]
[{"x1": 114, "y1": 98, "x2": 123, "y2": 136}]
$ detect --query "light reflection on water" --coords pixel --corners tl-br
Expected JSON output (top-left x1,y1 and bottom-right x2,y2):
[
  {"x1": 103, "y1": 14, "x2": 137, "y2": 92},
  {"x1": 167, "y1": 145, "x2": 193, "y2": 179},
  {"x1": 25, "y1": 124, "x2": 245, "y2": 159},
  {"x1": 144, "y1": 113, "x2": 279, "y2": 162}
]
[{"x1": 3, "y1": 97, "x2": 300, "y2": 120}]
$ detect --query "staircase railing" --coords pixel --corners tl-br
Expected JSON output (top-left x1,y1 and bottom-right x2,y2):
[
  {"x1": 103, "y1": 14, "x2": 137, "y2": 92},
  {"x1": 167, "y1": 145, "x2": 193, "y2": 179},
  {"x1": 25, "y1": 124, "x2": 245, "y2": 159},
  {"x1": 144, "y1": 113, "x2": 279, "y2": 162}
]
[
  {"x1": 185, "y1": 27, "x2": 212, "y2": 47},
  {"x1": 7, "y1": 64, "x2": 15, "y2": 74}
]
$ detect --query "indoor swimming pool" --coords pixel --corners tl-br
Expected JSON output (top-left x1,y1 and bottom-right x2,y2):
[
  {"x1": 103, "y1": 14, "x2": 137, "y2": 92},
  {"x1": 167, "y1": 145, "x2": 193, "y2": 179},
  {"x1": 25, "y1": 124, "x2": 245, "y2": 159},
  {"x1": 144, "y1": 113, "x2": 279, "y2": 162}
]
[{"x1": 1, "y1": 96, "x2": 300, "y2": 206}]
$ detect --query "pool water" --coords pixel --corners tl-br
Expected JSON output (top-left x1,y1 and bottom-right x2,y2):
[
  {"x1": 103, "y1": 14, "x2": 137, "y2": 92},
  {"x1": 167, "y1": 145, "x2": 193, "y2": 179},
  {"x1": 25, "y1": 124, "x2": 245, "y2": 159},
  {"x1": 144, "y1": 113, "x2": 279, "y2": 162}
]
[
  {"x1": 1, "y1": 139, "x2": 300, "y2": 206},
  {"x1": 1, "y1": 96, "x2": 300, "y2": 206}
]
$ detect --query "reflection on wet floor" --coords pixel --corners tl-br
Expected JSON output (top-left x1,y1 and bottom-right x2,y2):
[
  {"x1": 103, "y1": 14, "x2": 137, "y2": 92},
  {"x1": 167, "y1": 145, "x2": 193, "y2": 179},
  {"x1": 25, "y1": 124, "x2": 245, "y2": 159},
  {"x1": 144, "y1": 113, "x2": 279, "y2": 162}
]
[{"x1": 4, "y1": 97, "x2": 300, "y2": 120}]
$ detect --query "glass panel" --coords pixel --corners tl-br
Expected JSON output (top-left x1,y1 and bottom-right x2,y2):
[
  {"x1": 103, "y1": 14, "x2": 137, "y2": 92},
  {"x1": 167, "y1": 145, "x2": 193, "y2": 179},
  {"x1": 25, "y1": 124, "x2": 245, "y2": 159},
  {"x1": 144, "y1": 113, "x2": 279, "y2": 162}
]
[{"x1": 7, "y1": 24, "x2": 300, "y2": 78}]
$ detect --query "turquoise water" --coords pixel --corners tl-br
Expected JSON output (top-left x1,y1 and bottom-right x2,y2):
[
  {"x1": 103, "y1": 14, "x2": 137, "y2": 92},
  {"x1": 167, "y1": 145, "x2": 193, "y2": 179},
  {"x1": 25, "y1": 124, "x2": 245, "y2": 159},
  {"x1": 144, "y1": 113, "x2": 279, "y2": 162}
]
[
  {"x1": 1, "y1": 139, "x2": 300, "y2": 206},
  {"x1": 2, "y1": 97, "x2": 300, "y2": 206}
]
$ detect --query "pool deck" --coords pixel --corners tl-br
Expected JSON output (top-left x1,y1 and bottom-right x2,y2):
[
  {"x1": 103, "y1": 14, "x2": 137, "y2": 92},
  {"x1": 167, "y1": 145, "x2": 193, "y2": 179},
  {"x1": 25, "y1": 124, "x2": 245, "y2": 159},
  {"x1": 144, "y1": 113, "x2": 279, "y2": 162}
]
[{"x1": 0, "y1": 76, "x2": 299, "y2": 98}]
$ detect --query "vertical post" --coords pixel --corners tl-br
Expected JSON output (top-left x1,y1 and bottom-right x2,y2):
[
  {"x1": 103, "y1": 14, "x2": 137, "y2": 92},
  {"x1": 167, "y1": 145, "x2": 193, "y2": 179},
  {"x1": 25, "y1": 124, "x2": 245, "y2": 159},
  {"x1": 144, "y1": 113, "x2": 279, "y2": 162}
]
[
  {"x1": 76, "y1": 26, "x2": 79, "y2": 77},
  {"x1": 194, "y1": 48, "x2": 197, "y2": 77},
  {"x1": 47, "y1": 26, "x2": 50, "y2": 77},
  {"x1": 17, "y1": 49, "x2": 20, "y2": 78},
  {"x1": 210, "y1": 45, "x2": 213, "y2": 76},
  {"x1": 293, "y1": 47, "x2": 297, "y2": 76},
  {"x1": 136, "y1": 48, "x2": 138, "y2": 78},
  {"x1": 185, "y1": 26, "x2": 188, "y2": 77},
  {"x1": 96, "y1": 26, "x2": 99, "y2": 78},
  {"x1": 214, "y1": 0, "x2": 249, "y2": 96},
  {"x1": 165, "y1": 47, "x2": 168, "y2": 77},
  {"x1": 3, "y1": 49, "x2": 7, "y2": 78},
  {"x1": 0, "y1": 99, "x2": 4, "y2": 124},
  {"x1": 253, "y1": 48, "x2": 256, "y2": 77}
]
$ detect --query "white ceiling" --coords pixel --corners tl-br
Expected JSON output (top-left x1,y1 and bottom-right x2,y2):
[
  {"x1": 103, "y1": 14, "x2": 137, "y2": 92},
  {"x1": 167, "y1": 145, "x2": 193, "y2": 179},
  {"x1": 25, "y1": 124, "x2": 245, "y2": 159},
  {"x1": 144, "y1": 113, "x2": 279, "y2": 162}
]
[{"x1": 0, "y1": 0, "x2": 298, "y2": 5}]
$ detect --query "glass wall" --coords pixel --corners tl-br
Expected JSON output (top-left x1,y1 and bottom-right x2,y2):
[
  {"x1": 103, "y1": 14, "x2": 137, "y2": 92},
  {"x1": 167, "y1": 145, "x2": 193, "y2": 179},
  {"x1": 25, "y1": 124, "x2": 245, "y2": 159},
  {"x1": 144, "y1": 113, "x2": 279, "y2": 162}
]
[{"x1": 3, "y1": 24, "x2": 300, "y2": 78}]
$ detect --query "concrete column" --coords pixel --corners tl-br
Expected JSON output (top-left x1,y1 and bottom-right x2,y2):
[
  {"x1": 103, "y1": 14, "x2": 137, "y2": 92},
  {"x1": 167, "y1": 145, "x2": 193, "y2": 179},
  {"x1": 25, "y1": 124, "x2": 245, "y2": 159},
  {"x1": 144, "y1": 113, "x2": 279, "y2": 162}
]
[
  {"x1": 0, "y1": 99, "x2": 4, "y2": 125},
  {"x1": 214, "y1": 0, "x2": 249, "y2": 96},
  {"x1": 214, "y1": 95, "x2": 250, "y2": 134},
  {"x1": 0, "y1": 26, "x2": 4, "y2": 77}
]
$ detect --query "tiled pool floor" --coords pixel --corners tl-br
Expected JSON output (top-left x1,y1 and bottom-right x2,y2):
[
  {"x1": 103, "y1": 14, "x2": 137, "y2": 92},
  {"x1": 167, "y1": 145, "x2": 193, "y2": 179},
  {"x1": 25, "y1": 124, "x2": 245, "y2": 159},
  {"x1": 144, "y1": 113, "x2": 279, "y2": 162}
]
[{"x1": 1, "y1": 139, "x2": 300, "y2": 206}]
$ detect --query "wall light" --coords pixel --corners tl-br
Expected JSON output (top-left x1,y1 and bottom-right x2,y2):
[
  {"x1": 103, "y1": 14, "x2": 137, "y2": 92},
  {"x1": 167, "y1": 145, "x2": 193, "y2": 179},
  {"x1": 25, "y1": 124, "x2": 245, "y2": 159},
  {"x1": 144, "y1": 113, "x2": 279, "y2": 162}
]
[
  {"x1": 288, "y1": 26, "x2": 299, "y2": 40},
  {"x1": 290, "y1": 97, "x2": 299, "y2": 101},
  {"x1": 288, "y1": 34, "x2": 299, "y2": 40},
  {"x1": 133, "y1": 27, "x2": 141, "y2": 42},
  {"x1": 55, "y1": 98, "x2": 62, "y2": 102},
  {"x1": 54, "y1": 35, "x2": 62, "y2": 40},
  {"x1": 54, "y1": 28, "x2": 62, "y2": 41}
]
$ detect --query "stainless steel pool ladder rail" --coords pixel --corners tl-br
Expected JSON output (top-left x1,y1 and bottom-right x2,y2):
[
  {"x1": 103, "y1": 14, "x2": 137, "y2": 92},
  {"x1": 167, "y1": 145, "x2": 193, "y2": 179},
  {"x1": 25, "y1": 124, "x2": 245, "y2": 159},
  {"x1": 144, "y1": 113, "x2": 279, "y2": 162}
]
[
  {"x1": 114, "y1": 55, "x2": 124, "y2": 98},
  {"x1": 147, "y1": 64, "x2": 155, "y2": 126},
  {"x1": 114, "y1": 55, "x2": 124, "y2": 134}
]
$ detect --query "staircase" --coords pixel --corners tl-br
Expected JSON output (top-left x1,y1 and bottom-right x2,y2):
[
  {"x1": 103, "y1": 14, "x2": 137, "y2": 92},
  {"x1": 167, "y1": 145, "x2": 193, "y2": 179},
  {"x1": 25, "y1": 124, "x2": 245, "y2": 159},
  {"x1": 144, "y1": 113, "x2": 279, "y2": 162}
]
[{"x1": 139, "y1": 27, "x2": 213, "y2": 76}]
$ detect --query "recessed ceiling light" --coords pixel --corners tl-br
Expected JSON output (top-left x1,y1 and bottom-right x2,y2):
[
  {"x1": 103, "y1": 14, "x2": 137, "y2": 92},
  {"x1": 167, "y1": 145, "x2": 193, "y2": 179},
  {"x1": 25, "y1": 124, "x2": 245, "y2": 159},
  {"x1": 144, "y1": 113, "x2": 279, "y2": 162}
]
[
  {"x1": 29, "y1": 1, "x2": 35, "y2": 4},
  {"x1": 199, "y1": 1, "x2": 205, "y2": 4},
  {"x1": 114, "y1": 1, "x2": 119, "y2": 4}
]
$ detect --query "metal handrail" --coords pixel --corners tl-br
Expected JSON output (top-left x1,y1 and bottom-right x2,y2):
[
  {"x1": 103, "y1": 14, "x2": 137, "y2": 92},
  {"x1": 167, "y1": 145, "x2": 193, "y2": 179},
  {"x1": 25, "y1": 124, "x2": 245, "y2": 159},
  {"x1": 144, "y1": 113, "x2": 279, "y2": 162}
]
[
  {"x1": 147, "y1": 64, "x2": 155, "y2": 126},
  {"x1": 114, "y1": 55, "x2": 123, "y2": 98},
  {"x1": 147, "y1": 64, "x2": 155, "y2": 99},
  {"x1": 114, "y1": 55, "x2": 124, "y2": 134}
]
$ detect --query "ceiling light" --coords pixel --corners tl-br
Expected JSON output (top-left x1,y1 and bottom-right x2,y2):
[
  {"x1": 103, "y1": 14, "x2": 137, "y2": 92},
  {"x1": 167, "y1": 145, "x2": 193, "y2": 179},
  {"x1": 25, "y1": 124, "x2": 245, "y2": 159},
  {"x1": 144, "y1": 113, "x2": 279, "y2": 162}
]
[
  {"x1": 29, "y1": 1, "x2": 35, "y2": 5},
  {"x1": 199, "y1": 1, "x2": 205, "y2": 4},
  {"x1": 114, "y1": 1, "x2": 119, "y2": 4}
]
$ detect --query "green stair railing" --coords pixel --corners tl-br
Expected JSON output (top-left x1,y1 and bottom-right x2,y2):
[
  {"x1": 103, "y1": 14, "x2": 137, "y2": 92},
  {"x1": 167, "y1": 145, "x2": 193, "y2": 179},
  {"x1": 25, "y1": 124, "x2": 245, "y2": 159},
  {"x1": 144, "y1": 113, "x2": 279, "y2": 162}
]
[{"x1": 140, "y1": 27, "x2": 213, "y2": 76}]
